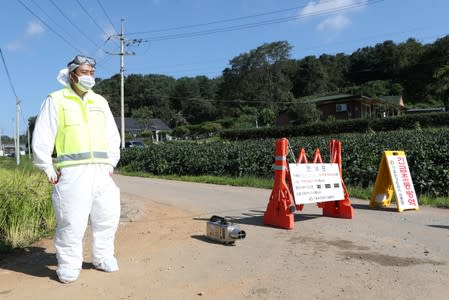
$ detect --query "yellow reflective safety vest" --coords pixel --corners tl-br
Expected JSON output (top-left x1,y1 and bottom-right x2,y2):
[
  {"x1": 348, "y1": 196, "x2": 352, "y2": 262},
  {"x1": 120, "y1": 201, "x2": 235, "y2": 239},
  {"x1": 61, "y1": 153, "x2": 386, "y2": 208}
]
[{"x1": 51, "y1": 87, "x2": 110, "y2": 168}]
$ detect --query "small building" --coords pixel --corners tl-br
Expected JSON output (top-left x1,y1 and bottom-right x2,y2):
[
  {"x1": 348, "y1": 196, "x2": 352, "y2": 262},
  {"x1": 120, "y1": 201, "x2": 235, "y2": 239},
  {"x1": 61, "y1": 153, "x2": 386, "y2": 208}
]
[
  {"x1": 0, "y1": 144, "x2": 26, "y2": 156},
  {"x1": 114, "y1": 117, "x2": 171, "y2": 143},
  {"x1": 305, "y1": 94, "x2": 404, "y2": 121}
]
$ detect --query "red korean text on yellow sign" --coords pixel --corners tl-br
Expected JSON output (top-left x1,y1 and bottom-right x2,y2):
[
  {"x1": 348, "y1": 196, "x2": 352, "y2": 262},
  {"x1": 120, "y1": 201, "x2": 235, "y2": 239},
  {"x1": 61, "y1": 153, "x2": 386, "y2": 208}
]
[{"x1": 370, "y1": 151, "x2": 419, "y2": 212}]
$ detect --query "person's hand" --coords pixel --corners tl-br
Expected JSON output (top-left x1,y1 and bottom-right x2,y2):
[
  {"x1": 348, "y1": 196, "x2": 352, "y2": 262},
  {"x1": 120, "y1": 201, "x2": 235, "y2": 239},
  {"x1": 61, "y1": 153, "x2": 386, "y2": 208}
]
[
  {"x1": 44, "y1": 167, "x2": 60, "y2": 184},
  {"x1": 107, "y1": 165, "x2": 114, "y2": 176}
]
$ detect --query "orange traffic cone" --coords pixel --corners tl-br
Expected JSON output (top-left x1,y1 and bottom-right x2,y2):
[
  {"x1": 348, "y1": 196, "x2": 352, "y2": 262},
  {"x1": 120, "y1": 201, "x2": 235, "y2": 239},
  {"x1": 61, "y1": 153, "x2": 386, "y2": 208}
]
[
  {"x1": 264, "y1": 138, "x2": 296, "y2": 229},
  {"x1": 319, "y1": 140, "x2": 354, "y2": 219}
]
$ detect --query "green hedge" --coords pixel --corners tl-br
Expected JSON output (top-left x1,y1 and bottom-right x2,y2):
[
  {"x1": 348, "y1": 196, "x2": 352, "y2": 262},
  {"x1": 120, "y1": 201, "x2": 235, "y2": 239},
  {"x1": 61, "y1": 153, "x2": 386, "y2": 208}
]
[
  {"x1": 118, "y1": 127, "x2": 449, "y2": 197},
  {"x1": 220, "y1": 112, "x2": 449, "y2": 140}
]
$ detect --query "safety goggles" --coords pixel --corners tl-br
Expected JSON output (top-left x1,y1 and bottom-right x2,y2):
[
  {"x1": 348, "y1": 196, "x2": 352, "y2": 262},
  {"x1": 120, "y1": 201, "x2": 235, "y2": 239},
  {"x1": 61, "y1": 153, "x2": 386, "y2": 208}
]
[{"x1": 68, "y1": 55, "x2": 96, "y2": 67}]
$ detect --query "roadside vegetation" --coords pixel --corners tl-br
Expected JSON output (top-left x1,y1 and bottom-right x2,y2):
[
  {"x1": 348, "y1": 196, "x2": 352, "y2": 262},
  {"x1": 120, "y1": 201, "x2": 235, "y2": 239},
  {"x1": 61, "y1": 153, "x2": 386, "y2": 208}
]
[
  {"x1": 0, "y1": 157, "x2": 54, "y2": 253},
  {"x1": 118, "y1": 127, "x2": 449, "y2": 201},
  {"x1": 1, "y1": 130, "x2": 447, "y2": 254}
]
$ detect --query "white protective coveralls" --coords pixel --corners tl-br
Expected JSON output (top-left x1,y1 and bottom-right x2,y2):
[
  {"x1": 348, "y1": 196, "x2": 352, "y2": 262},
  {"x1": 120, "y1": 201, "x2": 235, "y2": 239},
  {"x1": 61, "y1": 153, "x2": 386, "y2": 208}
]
[{"x1": 32, "y1": 69, "x2": 121, "y2": 280}]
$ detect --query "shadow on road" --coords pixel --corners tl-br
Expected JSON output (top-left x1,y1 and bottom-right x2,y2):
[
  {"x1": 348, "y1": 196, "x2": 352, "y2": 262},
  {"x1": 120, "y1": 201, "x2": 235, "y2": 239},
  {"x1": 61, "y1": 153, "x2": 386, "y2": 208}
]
[
  {"x1": 0, "y1": 247, "x2": 57, "y2": 281},
  {"x1": 428, "y1": 224, "x2": 449, "y2": 230},
  {"x1": 0, "y1": 247, "x2": 94, "y2": 282},
  {"x1": 351, "y1": 203, "x2": 397, "y2": 212},
  {"x1": 190, "y1": 235, "x2": 238, "y2": 246},
  {"x1": 193, "y1": 210, "x2": 321, "y2": 228}
]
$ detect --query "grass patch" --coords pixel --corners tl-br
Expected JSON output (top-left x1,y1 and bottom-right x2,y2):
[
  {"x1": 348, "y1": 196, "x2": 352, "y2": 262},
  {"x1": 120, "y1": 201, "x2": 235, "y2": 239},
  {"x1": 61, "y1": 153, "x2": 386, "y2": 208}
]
[
  {"x1": 0, "y1": 155, "x2": 35, "y2": 171},
  {"x1": 119, "y1": 170, "x2": 273, "y2": 189},
  {"x1": 347, "y1": 185, "x2": 372, "y2": 201},
  {"x1": 418, "y1": 195, "x2": 449, "y2": 208},
  {"x1": 0, "y1": 156, "x2": 54, "y2": 253}
]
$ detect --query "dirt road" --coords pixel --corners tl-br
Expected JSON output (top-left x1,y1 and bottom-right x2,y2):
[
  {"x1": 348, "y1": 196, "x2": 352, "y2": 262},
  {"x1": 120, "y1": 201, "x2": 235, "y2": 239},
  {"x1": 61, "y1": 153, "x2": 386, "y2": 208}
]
[{"x1": 1, "y1": 175, "x2": 449, "y2": 299}]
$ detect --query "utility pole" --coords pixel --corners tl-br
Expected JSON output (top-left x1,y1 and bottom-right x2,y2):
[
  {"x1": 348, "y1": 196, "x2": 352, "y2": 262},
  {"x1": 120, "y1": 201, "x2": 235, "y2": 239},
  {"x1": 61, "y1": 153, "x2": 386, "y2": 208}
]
[
  {"x1": 120, "y1": 19, "x2": 125, "y2": 149},
  {"x1": 0, "y1": 48, "x2": 20, "y2": 165},
  {"x1": 106, "y1": 18, "x2": 136, "y2": 149},
  {"x1": 15, "y1": 101, "x2": 20, "y2": 165},
  {"x1": 27, "y1": 125, "x2": 31, "y2": 159},
  {"x1": 0, "y1": 129, "x2": 3, "y2": 156}
]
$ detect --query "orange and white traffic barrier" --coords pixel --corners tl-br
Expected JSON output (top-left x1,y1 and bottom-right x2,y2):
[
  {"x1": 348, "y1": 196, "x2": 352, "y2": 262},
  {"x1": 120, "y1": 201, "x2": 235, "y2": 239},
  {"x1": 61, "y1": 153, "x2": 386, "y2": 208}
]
[
  {"x1": 317, "y1": 140, "x2": 354, "y2": 219},
  {"x1": 263, "y1": 138, "x2": 296, "y2": 229},
  {"x1": 264, "y1": 139, "x2": 353, "y2": 230}
]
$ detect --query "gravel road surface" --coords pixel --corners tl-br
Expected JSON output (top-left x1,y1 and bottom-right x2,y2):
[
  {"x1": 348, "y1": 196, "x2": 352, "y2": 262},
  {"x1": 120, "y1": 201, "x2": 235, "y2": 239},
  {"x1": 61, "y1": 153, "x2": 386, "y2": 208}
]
[{"x1": 0, "y1": 175, "x2": 448, "y2": 299}]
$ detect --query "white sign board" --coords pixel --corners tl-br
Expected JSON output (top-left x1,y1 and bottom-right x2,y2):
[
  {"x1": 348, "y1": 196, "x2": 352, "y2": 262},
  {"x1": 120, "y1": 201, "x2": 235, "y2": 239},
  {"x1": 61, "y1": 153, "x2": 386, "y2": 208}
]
[
  {"x1": 387, "y1": 154, "x2": 419, "y2": 211},
  {"x1": 289, "y1": 163, "x2": 344, "y2": 204}
]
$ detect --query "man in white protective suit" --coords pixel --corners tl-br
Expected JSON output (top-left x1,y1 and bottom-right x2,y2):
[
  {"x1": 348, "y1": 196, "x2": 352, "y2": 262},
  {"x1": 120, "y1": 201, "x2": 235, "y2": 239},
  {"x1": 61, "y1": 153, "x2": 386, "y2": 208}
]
[{"x1": 32, "y1": 55, "x2": 121, "y2": 283}]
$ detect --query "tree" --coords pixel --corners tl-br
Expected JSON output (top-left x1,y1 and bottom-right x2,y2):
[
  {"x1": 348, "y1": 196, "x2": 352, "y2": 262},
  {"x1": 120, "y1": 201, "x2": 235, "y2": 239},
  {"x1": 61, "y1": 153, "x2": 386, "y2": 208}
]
[
  {"x1": 432, "y1": 64, "x2": 449, "y2": 110},
  {"x1": 182, "y1": 98, "x2": 218, "y2": 124},
  {"x1": 132, "y1": 106, "x2": 154, "y2": 130},
  {"x1": 94, "y1": 74, "x2": 121, "y2": 116},
  {"x1": 218, "y1": 41, "x2": 293, "y2": 108},
  {"x1": 257, "y1": 108, "x2": 276, "y2": 126},
  {"x1": 360, "y1": 80, "x2": 389, "y2": 97},
  {"x1": 170, "y1": 77, "x2": 200, "y2": 112},
  {"x1": 200, "y1": 122, "x2": 222, "y2": 135},
  {"x1": 318, "y1": 53, "x2": 350, "y2": 92},
  {"x1": 287, "y1": 100, "x2": 321, "y2": 124},
  {"x1": 292, "y1": 56, "x2": 327, "y2": 97}
]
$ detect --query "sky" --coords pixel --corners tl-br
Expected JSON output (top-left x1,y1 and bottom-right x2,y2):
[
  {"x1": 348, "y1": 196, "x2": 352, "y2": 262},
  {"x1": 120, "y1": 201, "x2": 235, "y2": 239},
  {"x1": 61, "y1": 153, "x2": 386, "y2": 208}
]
[{"x1": 1, "y1": 0, "x2": 449, "y2": 137}]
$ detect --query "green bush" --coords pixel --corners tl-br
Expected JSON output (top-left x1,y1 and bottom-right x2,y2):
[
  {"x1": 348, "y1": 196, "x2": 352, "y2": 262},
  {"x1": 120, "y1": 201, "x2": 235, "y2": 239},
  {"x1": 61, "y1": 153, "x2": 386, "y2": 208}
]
[
  {"x1": 118, "y1": 127, "x2": 449, "y2": 197},
  {"x1": 220, "y1": 112, "x2": 449, "y2": 140}
]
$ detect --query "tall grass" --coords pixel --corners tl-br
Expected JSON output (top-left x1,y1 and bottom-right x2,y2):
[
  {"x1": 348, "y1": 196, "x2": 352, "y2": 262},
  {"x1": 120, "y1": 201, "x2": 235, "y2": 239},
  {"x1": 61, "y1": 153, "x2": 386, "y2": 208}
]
[{"x1": 0, "y1": 157, "x2": 54, "y2": 252}]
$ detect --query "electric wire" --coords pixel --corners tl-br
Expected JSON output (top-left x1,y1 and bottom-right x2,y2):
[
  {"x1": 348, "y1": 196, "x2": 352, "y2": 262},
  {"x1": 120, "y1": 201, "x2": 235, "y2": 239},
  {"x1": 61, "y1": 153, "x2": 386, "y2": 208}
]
[
  {"x1": 96, "y1": 0, "x2": 118, "y2": 34},
  {"x1": 48, "y1": 0, "x2": 102, "y2": 49},
  {"x1": 76, "y1": 0, "x2": 110, "y2": 37},
  {"x1": 0, "y1": 48, "x2": 19, "y2": 101},
  {"x1": 128, "y1": 0, "x2": 370, "y2": 35},
  {"x1": 28, "y1": 0, "x2": 74, "y2": 40},
  {"x1": 139, "y1": 0, "x2": 383, "y2": 41},
  {"x1": 0, "y1": 48, "x2": 27, "y2": 138},
  {"x1": 15, "y1": 0, "x2": 83, "y2": 53}
]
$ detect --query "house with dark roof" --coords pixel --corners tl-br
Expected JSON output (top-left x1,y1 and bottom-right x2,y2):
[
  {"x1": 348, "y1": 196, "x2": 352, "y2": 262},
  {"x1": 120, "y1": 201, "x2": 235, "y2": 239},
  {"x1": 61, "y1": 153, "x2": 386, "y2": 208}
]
[
  {"x1": 114, "y1": 117, "x2": 171, "y2": 142},
  {"x1": 304, "y1": 94, "x2": 405, "y2": 121}
]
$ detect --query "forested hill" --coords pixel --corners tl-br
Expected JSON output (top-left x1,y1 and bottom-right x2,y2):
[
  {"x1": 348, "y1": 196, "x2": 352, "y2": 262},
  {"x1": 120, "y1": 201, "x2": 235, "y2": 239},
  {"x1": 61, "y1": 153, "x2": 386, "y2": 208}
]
[{"x1": 94, "y1": 36, "x2": 449, "y2": 129}]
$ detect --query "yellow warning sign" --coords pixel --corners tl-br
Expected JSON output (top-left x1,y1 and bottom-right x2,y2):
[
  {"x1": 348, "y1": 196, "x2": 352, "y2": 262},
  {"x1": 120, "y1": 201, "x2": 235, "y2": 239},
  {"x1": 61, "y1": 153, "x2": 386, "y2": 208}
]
[{"x1": 370, "y1": 151, "x2": 419, "y2": 212}]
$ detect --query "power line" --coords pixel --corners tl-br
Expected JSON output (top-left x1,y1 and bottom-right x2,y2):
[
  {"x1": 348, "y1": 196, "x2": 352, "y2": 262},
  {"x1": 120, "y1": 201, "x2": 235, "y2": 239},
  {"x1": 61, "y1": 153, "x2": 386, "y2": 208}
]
[
  {"x1": 96, "y1": 0, "x2": 118, "y2": 34},
  {"x1": 76, "y1": 0, "x2": 110, "y2": 37},
  {"x1": 28, "y1": 0, "x2": 75, "y2": 40},
  {"x1": 15, "y1": 0, "x2": 83, "y2": 53},
  {"x1": 48, "y1": 0, "x2": 102, "y2": 49},
  {"x1": 136, "y1": 0, "x2": 383, "y2": 41},
  {"x1": 127, "y1": 0, "x2": 356, "y2": 35},
  {"x1": 0, "y1": 49, "x2": 19, "y2": 100}
]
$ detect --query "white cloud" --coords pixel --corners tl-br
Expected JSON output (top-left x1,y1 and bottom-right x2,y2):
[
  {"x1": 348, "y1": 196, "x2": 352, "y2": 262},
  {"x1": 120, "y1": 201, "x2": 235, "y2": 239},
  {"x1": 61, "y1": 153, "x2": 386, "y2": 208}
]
[
  {"x1": 299, "y1": 0, "x2": 367, "y2": 32},
  {"x1": 5, "y1": 41, "x2": 22, "y2": 51},
  {"x1": 317, "y1": 15, "x2": 351, "y2": 31},
  {"x1": 25, "y1": 21, "x2": 44, "y2": 38},
  {"x1": 300, "y1": 0, "x2": 368, "y2": 17},
  {"x1": 102, "y1": 23, "x2": 117, "y2": 41}
]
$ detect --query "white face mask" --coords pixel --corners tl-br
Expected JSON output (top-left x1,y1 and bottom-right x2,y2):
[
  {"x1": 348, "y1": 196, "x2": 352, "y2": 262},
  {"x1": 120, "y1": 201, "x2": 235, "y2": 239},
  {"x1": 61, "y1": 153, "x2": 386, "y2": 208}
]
[{"x1": 75, "y1": 75, "x2": 95, "y2": 92}]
